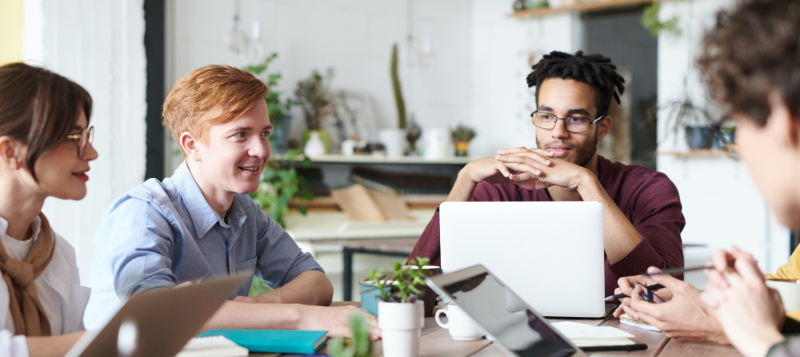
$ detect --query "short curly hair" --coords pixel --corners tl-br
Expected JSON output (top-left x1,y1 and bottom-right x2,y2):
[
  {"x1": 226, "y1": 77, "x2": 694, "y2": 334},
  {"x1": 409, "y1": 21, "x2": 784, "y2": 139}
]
[
  {"x1": 697, "y1": 0, "x2": 800, "y2": 125},
  {"x1": 527, "y1": 51, "x2": 626, "y2": 118},
  {"x1": 163, "y1": 65, "x2": 268, "y2": 154}
]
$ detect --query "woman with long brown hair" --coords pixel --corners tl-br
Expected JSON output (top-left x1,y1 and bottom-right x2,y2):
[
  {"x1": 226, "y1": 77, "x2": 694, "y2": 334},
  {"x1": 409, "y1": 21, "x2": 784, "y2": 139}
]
[{"x1": 0, "y1": 62, "x2": 97, "y2": 356}]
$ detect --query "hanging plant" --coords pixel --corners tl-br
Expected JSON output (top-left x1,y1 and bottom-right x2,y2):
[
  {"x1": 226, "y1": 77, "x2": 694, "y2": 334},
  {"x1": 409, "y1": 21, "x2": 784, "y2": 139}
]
[{"x1": 641, "y1": 2, "x2": 681, "y2": 38}]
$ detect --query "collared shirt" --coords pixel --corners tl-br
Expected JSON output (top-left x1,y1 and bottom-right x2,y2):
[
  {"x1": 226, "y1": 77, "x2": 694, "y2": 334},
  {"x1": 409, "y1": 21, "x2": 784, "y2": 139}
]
[{"x1": 83, "y1": 162, "x2": 323, "y2": 329}]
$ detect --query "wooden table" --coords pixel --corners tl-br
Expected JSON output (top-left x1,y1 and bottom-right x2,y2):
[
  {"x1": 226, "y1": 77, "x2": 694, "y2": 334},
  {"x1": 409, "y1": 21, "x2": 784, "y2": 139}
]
[{"x1": 251, "y1": 313, "x2": 742, "y2": 356}]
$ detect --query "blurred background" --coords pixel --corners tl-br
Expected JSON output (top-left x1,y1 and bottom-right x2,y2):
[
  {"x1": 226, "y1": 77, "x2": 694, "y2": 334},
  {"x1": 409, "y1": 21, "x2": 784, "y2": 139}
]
[{"x1": 1, "y1": 0, "x2": 795, "y2": 301}]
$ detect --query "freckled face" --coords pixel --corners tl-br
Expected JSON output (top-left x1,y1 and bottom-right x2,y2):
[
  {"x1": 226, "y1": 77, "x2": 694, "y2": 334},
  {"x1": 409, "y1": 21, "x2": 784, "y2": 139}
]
[{"x1": 195, "y1": 100, "x2": 272, "y2": 195}]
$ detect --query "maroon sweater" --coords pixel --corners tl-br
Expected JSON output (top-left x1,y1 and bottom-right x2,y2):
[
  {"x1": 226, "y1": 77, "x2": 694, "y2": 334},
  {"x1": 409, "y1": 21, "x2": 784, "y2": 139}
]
[{"x1": 409, "y1": 155, "x2": 685, "y2": 297}]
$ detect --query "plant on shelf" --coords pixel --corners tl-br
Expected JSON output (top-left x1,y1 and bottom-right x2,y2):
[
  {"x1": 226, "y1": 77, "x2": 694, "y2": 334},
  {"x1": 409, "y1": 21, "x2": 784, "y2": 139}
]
[
  {"x1": 655, "y1": 81, "x2": 715, "y2": 150},
  {"x1": 451, "y1": 125, "x2": 477, "y2": 157},
  {"x1": 391, "y1": 43, "x2": 407, "y2": 130},
  {"x1": 244, "y1": 53, "x2": 294, "y2": 153},
  {"x1": 249, "y1": 149, "x2": 314, "y2": 227},
  {"x1": 327, "y1": 314, "x2": 373, "y2": 357},
  {"x1": 295, "y1": 68, "x2": 335, "y2": 154},
  {"x1": 363, "y1": 257, "x2": 430, "y2": 357}
]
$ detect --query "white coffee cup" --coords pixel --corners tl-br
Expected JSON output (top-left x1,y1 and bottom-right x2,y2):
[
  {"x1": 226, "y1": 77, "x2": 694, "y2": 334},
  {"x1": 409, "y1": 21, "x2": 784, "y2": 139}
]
[
  {"x1": 766, "y1": 280, "x2": 800, "y2": 312},
  {"x1": 434, "y1": 305, "x2": 484, "y2": 340}
]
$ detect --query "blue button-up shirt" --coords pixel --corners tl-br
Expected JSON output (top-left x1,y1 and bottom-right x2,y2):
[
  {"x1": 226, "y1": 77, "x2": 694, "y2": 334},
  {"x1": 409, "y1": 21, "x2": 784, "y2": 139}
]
[{"x1": 83, "y1": 162, "x2": 323, "y2": 329}]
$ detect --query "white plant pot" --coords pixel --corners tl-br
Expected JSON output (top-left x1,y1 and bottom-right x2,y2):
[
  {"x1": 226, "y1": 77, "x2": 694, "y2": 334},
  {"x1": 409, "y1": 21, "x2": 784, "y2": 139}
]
[
  {"x1": 422, "y1": 128, "x2": 452, "y2": 159},
  {"x1": 379, "y1": 129, "x2": 406, "y2": 158},
  {"x1": 378, "y1": 301, "x2": 423, "y2": 357}
]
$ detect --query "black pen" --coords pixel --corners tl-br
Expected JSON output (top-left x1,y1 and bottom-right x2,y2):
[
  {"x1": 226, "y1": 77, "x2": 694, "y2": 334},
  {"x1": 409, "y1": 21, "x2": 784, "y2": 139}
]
[
  {"x1": 581, "y1": 343, "x2": 648, "y2": 352},
  {"x1": 604, "y1": 284, "x2": 664, "y2": 301}
]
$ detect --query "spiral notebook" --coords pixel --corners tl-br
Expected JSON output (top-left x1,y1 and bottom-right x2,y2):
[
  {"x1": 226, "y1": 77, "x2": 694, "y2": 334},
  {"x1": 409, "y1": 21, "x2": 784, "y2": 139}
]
[{"x1": 177, "y1": 336, "x2": 248, "y2": 357}]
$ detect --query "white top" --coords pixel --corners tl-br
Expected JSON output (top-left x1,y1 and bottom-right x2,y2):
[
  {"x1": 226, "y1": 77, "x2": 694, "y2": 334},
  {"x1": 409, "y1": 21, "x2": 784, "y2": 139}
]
[{"x1": 0, "y1": 216, "x2": 90, "y2": 357}]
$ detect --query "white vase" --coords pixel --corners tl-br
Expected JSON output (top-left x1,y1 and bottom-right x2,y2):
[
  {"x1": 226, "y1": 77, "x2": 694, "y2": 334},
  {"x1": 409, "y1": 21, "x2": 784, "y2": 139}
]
[
  {"x1": 379, "y1": 129, "x2": 406, "y2": 158},
  {"x1": 303, "y1": 132, "x2": 326, "y2": 157},
  {"x1": 378, "y1": 301, "x2": 423, "y2": 357},
  {"x1": 422, "y1": 128, "x2": 452, "y2": 159}
]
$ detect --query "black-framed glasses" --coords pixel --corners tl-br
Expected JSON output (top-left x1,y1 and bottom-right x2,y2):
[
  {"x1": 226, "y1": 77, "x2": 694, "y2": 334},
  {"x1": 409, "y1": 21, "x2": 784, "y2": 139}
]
[
  {"x1": 65, "y1": 126, "x2": 94, "y2": 158},
  {"x1": 531, "y1": 111, "x2": 604, "y2": 133}
]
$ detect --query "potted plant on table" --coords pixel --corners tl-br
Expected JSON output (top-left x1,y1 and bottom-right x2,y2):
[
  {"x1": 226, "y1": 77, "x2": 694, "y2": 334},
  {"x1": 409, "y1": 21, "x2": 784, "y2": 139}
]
[
  {"x1": 364, "y1": 257, "x2": 431, "y2": 357},
  {"x1": 295, "y1": 68, "x2": 335, "y2": 155},
  {"x1": 451, "y1": 125, "x2": 477, "y2": 157}
]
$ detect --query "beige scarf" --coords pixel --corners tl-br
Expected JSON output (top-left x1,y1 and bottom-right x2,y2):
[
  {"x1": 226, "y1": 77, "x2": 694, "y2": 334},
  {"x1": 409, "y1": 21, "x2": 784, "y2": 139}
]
[{"x1": 0, "y1": 213, "x2": 55, "y2": 336}]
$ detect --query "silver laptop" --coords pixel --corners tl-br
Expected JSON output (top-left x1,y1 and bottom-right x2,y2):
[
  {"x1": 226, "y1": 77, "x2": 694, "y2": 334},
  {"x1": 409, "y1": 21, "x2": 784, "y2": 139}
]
[
  {"x1": 440, "y1": 201, "x2": 604, "y2": 318},
  {"x1": 426, "y1": 264, "x2": 588, "y2": 357},
  {"x1": 66, "y1": 274, "x2": 249, "y2": 357}
]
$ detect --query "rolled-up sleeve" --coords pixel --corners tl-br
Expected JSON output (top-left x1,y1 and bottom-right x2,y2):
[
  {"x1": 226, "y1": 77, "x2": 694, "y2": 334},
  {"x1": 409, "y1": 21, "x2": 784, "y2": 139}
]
[
  {"x1": 106, "y1": 197, "x2": 179, "y2": 299},
  {"x1": 253, "y1": 208, "x2": 323, "y2": 289}
]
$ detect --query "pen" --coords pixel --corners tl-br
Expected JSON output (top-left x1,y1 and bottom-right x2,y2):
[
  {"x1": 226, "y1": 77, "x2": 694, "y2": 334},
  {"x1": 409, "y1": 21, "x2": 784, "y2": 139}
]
[
  {"x1": 641, "y1": 262, "x2": 734, "y2": 277},
  {"x1": 581, "y1": 343, "x2": 648, "y2": 352},
  {"x1": 603, "y1": 284, "x2": 664, "y2": 301}
]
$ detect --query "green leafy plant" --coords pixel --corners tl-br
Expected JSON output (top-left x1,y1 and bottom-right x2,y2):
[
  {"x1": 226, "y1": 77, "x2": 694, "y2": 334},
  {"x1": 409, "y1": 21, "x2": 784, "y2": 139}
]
[
  {"x1": 245, "y1": 53, "x2": 293, "y2": 120},
  {"x1": 295, "y1": 68, "x2": 335, "y2": 130},
  {"x1": 364, "y1": 257, "x2": 431, "y2": 303},
  {"x1": 327, "y1": 314, "x2": 373, "y2": 357},
  {"x1": 391, "y1": 43, "x2": 407, "y2": 129},
  {"x1": 450, "y1": 125, "x2": 477, "y2": 143},
  {"x1": 249, "y1": 149, "x2": 314, "y2": 227},
  {"x1": 641, "y1": 2, "x2": 681, "y2": 38}
]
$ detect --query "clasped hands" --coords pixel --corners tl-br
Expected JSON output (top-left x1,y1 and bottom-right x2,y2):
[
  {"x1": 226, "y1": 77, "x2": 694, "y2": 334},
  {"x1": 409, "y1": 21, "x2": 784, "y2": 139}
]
[
  {"x1": 615, "y1": 246, "x2": 787, "y2": 356},
  {"x1": 466, "y1": 147, "x2": 589, "y2": 190}
]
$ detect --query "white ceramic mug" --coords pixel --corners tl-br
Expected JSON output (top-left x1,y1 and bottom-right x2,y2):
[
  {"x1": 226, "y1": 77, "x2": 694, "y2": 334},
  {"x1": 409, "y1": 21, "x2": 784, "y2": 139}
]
[
  {"x1": 434, "y1": 305, "x2": 484, "y2": 341},
  {"x1": 766, "y1": 280, "x2": 800, "y2": 312}
]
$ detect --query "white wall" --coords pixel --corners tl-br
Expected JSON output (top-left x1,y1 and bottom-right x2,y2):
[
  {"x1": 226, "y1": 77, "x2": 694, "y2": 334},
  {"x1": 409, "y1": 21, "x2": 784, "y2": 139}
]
[
  {"x1": 655, "y1": 0, "x2": 790, "y2": 282},
  {"x1": 470, "y1": 0, "x2": 582, "y2": 156},
  {"x1": 23, "y1": 0, "x2": 147, "y2": 284},
  {"x1": 165, "y1": 0, "x2": 475, "y2": 171}
]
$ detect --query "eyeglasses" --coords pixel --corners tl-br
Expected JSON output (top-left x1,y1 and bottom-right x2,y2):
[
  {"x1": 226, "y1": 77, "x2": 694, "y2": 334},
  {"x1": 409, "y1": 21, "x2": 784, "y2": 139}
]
[
  {"x1": 531, "y1": 111, "x2": 604, "y2": 133},
  {"x1": 65, "y1": 126, "x2": 94, "y2": 158}
]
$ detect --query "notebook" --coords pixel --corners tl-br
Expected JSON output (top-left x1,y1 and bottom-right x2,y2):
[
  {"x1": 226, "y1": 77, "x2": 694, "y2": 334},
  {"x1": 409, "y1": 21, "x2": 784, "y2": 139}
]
[
  {"x1": 177, "y1": 336, "x2": 248, "y2": 357},
  {"x1": 196, "y1": 330, "x2": 328, "y2": 354},
  {"x1": 552, "y1": 321, "x2": 636, "y2": 347}
]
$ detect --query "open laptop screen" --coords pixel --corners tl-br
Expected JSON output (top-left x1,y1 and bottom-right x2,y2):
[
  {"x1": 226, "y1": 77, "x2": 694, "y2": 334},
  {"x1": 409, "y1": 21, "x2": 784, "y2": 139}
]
[{"x1": 442, "y1": 271, "x2": 578, "y2": 357}]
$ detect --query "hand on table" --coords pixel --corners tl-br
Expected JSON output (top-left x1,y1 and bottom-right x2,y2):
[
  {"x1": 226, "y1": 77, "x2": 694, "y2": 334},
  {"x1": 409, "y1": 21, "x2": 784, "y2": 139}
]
[
  {"x1": 494, "y1": 147, "x2": 591, "y2": 190},
  {"x1": 701, "y1": 246, "x2": 785, "y2": 357},
  {"x1": 614, "y1": 267, "x2": 729, "y2": 344},
  {"x1": 296, "y1": 305, "x2": 382, "y2": 340}
]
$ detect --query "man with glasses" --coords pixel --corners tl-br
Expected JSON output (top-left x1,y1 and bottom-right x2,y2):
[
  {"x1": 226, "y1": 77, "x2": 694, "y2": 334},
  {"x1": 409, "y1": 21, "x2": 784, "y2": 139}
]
[{"x1": 409, "y1": 51, "x2": 685, "y2": 297}]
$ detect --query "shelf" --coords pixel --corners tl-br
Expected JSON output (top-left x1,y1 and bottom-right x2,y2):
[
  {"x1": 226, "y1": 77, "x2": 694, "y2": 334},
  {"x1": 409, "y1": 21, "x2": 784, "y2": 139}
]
[
  {"x1": 655, "y1": 149, "x2": 736, "y2": 157},
  {"x1": 509, "y1": 0, "x2": 654, "y2": 18},
  {"x1": 272, "y1": 154, "x2": 473, "y2": 165}
]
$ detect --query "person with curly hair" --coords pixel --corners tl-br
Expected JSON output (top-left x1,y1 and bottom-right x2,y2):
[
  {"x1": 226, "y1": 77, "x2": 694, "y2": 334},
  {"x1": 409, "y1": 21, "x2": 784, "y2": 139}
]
[
  {"x1": 409, "y1": 51, "x2": 685, "y2": 299},
  {"x1": 616, "y1": 0, "x2": 800, "y2": 355}
]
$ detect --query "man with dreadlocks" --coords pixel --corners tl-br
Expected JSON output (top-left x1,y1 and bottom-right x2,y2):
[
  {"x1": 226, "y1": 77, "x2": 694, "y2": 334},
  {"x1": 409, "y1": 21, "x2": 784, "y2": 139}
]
[{"x1": 409, "y1": 50, "x2": 685, "y2": 299}]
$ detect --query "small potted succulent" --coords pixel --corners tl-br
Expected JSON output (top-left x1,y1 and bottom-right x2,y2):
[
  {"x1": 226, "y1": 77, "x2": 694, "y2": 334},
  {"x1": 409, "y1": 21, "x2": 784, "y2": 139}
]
[
  {"x1": 450, "y1": 125, "x2": 477, "y2": 157},
  {"x1": 364, "y1": 257, "x2": 431, "y2": 357}
]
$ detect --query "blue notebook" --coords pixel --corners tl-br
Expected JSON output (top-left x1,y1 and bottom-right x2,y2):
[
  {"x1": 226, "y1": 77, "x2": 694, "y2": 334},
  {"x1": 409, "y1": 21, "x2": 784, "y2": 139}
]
[{"x1": 196, "y1": 330, "x2": 328, "y2": 354}]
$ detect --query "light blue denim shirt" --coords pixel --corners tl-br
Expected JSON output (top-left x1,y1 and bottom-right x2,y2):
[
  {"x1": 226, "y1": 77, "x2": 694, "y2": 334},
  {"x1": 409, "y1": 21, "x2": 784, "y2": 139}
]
[{"x1": 83, "y1": 162, "x2": 323, "y2": 329}]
